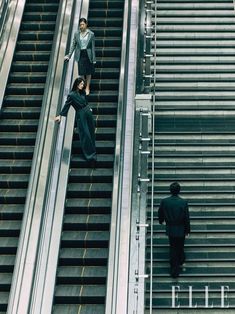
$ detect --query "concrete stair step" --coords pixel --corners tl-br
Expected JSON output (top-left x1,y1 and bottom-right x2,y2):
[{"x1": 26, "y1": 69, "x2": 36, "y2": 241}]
[
  {"x1": 155, "y1": 3, "x2": 233, "y2": 9},
  {"x1": 155, "y1": 10, "x2": 235, "y2": 17},
  {"x1": 156, "y1": 33, "x2": 235, "y2": 40},
  {"x1": 155, "y1": 48, "x2": 235, "y2": 56},
  {"x1": 153, "y1": 92, "x2": 235, "y2": 100},
  {"x1": 155, "y1": 82, "x2": 235, "y2": 90},
  {"x1": 156, "y1": 25, "x2": 235, "y2": 31},
  {"x1": 152, "y1": 100, "x2": 235, "y2": 109},
  {"x1": 154, "y1": 65, "x2": 235, "y2": 72},
  {"x1": 155, "y1": 73, "x2": 235, "y2": 81},
  {"x1": 153, "y1": 57, "x2": 235, "y2": 64},
  {"x1": 155, "y1": 17, "x2": 235, "y2": 24},
  {"x1": 152, "y1": 40, "x2": 235, "y2": 48}
]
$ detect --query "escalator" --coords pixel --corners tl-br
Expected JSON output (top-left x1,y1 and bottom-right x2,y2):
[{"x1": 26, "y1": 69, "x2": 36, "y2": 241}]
[
  {"x1": 52, "y1": 0, "x2": 124, "y2": 313},
  {"x1": 0, "y1": 0, "x2": 59, "y2": 311},
  {"x1": 145, "y1": 0, "x2": 235, "y2": 312}
]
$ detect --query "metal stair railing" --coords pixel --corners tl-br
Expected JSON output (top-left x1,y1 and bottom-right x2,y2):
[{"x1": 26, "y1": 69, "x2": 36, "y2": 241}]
[
  {"x1": 126, "y1": 0, "x2": 156, "y2": 312},
  {"x1": 128, "y1": 105, "x2": 151, "y2": 313}
]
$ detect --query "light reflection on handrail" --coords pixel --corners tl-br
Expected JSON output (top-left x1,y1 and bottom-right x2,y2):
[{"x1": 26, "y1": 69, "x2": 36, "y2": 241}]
[
  {"x1": 0, "y1": 0, "x2": 9, "y2": 37},
  {"x1": 104, "y1": 0, "x2": 131, "y2": 311},
  {"x1": 150, "y1": 1, "x2": 158, "y2": 313},
  {"x1": 27, "y1": 0, "x2": 82, "y2": 311}
]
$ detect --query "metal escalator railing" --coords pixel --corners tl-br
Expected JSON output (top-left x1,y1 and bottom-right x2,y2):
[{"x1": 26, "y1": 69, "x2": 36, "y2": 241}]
[
  {"x1": 104, "y1": 0, "x2": 145, "y2": 312},
  {"x1": 28, "y1": 0, "x2": 84, "y2": 312},
  {"x1": 6, "y1": 0, "x2": 76, "y2": 312},
  {"x1": 149, "y1": 0, "x2": 158, "y2": 313}
]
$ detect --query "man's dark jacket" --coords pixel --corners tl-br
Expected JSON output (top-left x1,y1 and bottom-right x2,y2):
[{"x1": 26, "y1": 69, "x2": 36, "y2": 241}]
[{"x1": 158, "y1": 195, "x2": 190, "y2": 237}]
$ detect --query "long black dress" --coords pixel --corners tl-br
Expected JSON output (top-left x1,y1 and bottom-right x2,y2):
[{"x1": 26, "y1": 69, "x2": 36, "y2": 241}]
[{"x1": 60, "y1": 90, "x2": 96, "y2": 161}]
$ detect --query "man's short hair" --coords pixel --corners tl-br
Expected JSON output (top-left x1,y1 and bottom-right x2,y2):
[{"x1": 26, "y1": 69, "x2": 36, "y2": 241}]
[{"x1": 170, "y1": 182, "x2": 181, "y2": 195}]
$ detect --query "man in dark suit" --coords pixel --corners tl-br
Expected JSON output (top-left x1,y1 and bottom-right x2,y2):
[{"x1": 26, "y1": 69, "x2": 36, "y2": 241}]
[{"x1": 158, "y1": 182, "x2": 190, "y2": 278}]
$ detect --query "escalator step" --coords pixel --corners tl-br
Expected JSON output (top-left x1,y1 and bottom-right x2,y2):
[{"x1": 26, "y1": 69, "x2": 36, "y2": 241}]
[
  {"x1": 61, "y1": 231, "x2": 110, "y2": 247},
  {"x1": 65, "y1": 198, "x2": 111, "y2": 215},
  {"x1": 53, "y1": 304, "x2": 105, "y2": 314},
  {"x1": 21, "y1": 21, "x2": 56, "y2": 31},
  {"x1": 69, "y1": 168, "x2": 113, "y2": 183},
  {"x1": 0, "y1": 205, "x2": 24, "y2": 220},
  {"x1": 54, "y1": 285, "x2": 106, "y2": 304},
  {"x1": 9, "y1": 72, "x2": 47, "y2": 83},
  {"x1": 59, "y1": 248, "x2": 108, "y2": 266},
  {"x1": 57, "y1": 266, "x2": 107, "y2": 284},
  {"x1": 63, "y1": 215, "x2": 111, "y2": 227},
  {"x1": 23, "y1": 12, "x2": 57, "y2": 22},
  {"x1": 3, "y1": 95, "x2": 43, "y2": 106}
]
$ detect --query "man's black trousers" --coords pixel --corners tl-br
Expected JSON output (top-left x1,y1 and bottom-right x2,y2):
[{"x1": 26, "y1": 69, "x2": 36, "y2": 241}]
[{"x1": 169, "y1": 236, "x2": 185, "y2": 276}]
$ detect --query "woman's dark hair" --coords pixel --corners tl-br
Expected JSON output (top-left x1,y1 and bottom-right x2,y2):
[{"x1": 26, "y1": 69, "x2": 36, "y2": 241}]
[
  {"x1": 170, "y1": 182, "x2": 181, "y2": 196},
  {"x1": 71, "y1": 77, "x2": 86, "y2": 91},
  {"x1": 79, "y1": 17, "x2": 87, "y2": 25}
]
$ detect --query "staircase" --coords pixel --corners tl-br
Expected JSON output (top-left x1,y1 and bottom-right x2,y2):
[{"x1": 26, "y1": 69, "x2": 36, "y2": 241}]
[
  {"x1": 0, "y1": 0, "x2": 59, "y2": 312},
  {"x1": 52, "y1": 1, "x2": 124, "y2": 313},
  {"x1": 145, "y1": 0, "x2": 235, "y2": 312}
]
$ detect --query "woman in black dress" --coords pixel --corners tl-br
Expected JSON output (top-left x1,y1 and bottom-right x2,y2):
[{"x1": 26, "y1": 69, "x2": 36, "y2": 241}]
[
  {"x1": 55, "y1": 77, "x2": 97, "y2": 165},
  {"x1": 64, "y1": 18, "x2": 96, "y2": 95}
]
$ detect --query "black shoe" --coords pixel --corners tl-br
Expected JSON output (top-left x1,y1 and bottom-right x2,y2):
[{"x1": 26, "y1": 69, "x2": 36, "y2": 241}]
[
  {"x1": 170, "y1": 267, "x2": 179, "y2": 278},
  {"x1": 180, "y1": 259, "x2": 185, "y2": 266},
  {"x1": 171, "y1": 272, "x2": 179, "y2": 278},
  {"x1": 89, "y1": 159, "x2": 97, "y2": 169}
]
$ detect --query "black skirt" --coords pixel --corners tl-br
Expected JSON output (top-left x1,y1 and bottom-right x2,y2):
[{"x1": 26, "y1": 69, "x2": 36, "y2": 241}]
[{"x1": 78, "y1": 49, "x2": 95, "y2": 76}]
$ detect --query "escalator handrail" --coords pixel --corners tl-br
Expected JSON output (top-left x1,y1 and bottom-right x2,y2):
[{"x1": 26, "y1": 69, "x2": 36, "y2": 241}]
[
  {"x1": 149, "y1": 1, "x2": 158, "y2": 313},
  {"x1": 27, "y1": 0, "x2": 86, "y2": 312},
  {"x1": 6, "y1": 0, "x2": 75, "y2": 312},
  {"x1": 105, "y1": 0, "x2": 133, "y2": 312},
  {"x1": 0, "y1": 0, "x2": 26, "y2": 111}
]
